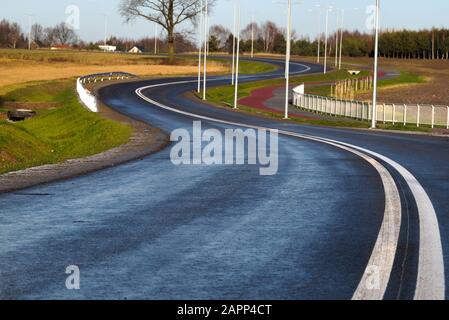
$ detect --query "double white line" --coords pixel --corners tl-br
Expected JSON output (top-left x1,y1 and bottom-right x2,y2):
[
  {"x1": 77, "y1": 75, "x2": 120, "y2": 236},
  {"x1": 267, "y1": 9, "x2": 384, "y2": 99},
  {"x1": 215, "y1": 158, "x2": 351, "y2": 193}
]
[{"x1": 134, "y1": 75, "x2": 445, "y2": 300}]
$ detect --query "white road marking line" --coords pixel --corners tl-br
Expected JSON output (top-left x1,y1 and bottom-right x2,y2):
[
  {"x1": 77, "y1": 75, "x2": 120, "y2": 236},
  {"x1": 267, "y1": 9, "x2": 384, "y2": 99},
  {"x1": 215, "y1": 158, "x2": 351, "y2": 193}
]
[
  {"x1": 133, "y1": 71, "x2": 444, "y2": 300},
  {"x1": 315, "y1": 137, "x2": 446, "y2": 300}
]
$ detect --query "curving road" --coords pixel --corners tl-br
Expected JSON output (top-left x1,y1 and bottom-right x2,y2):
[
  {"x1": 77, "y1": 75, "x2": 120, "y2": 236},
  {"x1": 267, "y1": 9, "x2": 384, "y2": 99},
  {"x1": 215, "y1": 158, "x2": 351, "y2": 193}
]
[{"x1": 0, "y1": 58, "x2": 448, "y2": 300}]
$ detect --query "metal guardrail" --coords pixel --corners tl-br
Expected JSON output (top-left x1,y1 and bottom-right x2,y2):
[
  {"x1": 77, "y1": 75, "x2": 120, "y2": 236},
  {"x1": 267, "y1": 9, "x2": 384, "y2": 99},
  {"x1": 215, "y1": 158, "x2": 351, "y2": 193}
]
[
  {"x1": 79, "y1": 72, "x2": 136, "y2": 84},
  {"x1": 292, "y1": 92, "x2": 449, "y2": 129},
  {"x1": 77, "y1": 72, "x2": 137, "y2": 112}
]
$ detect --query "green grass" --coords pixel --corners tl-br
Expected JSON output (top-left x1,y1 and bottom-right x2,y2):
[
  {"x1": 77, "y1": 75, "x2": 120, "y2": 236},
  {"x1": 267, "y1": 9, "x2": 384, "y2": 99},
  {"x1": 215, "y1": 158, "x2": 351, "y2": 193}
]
[
  {"x1": 378, "y1": 71, "x2": 425, "y2": 88},
  {"x1": 0, "y1": 80, "x2": 132, "y2": 174},
  {"x1": 206, "y1": 69, "x2": 369, "y2": 106},
  {"x1": 203, "y1": 68, "x2": 433, "y2": 132},
  {"x1": 306, "y1": 71, "x2": 426, "y2": 97},
  {"x1": 206, "y1": 57, "x2": 278, "y2": 75}
]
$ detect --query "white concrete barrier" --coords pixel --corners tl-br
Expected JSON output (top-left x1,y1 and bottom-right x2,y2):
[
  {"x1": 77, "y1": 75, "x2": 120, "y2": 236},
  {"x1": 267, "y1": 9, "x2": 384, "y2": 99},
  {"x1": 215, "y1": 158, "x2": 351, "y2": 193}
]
[{"x1": 76, "y1": 78, "x2": 98, "y2": 113}]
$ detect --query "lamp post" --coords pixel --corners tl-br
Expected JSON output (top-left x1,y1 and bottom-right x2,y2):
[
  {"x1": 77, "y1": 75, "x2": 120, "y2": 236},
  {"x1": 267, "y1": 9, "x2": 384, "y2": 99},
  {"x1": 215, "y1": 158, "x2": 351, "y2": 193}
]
[
  {"x1": 197, "y1": 0, "x2": 203, "y2": 93},
  {"x1": 323, "y1": 6, "x2": 332, "y2": 74},
  {"x1": 338, "y1": 9, "x2": 344, "y2": 70},
  {"x1": 103, "y1": 14, "x2": 108, "y2": 45},
  {"x1": 251, "y1": 14, "x2": 255, "y2": 59},
  {"x1": 202, "y1": 0, "x2": 208, "y2": 100},
  {"x1": 315, "y1": 5, "x2": 322, "y2": 64},
  {"x1": 371, "y1": 0, "x2": 380, "y2": 129},
  {"x1": 338, "y1": 8, "x2": 358, "y2": 70},
  {"x1": 154, "y1": 23, "x2": 158, "y2": 55},
  {"x1": 283, "y1": 0, "x2": 292, "y2": 119},
  {"x1": 335, "y1": 10, "x2": 339, "y2": 67},
  {"x1": 232, "y1": 3, "x2": 236, "y2": 85},
  {"x1": 26, "y1": 14, "x2": 33, "y2": 50},
  {"x1": 233, "y1": 5, "x2": 241, "y2": 109}
]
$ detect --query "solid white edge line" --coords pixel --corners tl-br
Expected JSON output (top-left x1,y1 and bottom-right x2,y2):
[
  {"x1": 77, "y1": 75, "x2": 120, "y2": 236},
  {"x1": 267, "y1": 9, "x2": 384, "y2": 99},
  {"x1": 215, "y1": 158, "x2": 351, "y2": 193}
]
[
  {"x1": 133, "y1": 69, "x2": 445, "y2": 300},
  {"x1": 314, "y1": 137, "x2": 445, "y2": 300}
]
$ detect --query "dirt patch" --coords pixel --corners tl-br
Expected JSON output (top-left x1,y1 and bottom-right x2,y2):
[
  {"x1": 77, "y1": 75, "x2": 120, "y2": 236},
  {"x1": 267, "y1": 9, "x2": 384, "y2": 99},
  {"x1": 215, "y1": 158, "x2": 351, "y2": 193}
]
[
  {"x1": 351, "y1": 58, "x2": 449, "y2": 105},
  {"x1": 0, "y1": 150, "x2": 18, "y2": 165},
  {"x1": 0, "y1": 82, "x2": 170, "y2": 193}
]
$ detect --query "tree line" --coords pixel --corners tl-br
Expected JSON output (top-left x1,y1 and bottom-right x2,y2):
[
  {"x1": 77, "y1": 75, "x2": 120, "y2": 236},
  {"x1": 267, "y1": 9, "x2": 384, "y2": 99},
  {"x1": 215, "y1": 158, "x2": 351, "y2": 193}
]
[
  {"x1": 0, "y1": 19, "x2": 78, "y2": 48},
  {"x1": 0, "y1": 18, "x2": 196, "y2": 53},
  {"x1": 208, "y1": 20, "x2": 449, "y2": 60},
  {"x1": 2, "y1": 13, "x2": 449, "y2": 61}
]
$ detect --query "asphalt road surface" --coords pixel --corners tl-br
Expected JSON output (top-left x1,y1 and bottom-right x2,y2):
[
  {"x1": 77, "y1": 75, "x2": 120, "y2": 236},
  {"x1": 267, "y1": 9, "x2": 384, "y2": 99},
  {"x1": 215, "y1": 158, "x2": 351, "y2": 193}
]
[{"x1": 0, "y1": 58, "x2": 448, "y2": 300}]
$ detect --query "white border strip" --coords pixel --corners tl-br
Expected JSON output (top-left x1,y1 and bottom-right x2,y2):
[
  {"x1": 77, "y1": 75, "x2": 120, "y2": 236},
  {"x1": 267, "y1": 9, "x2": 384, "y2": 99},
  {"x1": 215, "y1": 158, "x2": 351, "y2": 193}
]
[{"x1": 133, "y1": 72, "x2": 444, "y2": 300}]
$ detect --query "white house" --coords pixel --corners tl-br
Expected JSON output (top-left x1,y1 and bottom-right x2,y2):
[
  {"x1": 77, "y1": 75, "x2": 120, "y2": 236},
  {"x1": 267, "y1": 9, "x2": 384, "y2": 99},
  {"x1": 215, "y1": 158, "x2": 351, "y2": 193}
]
[
  {"x1": 128, "y1": 46, "x2": 143, "y2": 54},
  {"x1": 99, "y1": 45, "x2": 117, "y2": 52}
]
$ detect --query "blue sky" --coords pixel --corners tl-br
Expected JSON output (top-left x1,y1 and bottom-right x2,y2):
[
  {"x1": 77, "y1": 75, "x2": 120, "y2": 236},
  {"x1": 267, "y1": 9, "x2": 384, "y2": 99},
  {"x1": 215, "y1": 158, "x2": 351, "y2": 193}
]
[{"x1": 2, "y1": 0, "x2": 449, "y2": 42}]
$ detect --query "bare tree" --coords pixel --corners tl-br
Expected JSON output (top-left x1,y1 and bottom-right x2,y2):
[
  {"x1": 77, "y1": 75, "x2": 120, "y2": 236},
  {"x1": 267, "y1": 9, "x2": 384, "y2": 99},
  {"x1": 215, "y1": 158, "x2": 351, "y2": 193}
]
[
  {"x1": 31, "y1": 23, "x2": 46, "y2": 47},
  {"x1": 8, "y1": 22, "x2": 22, "y2": 49},
  {"x1": 260, "y1": 21, "x2": 279, "y2": 52},
  {"x1": 209, "y1": 24, "x2": 230, "y2": 50},
  {"x1": 119, "y1": 0, "x2": 213, "y2": 63},
  {"x1": 47, "y1": 22, "x2": 77, "y2": 46}
]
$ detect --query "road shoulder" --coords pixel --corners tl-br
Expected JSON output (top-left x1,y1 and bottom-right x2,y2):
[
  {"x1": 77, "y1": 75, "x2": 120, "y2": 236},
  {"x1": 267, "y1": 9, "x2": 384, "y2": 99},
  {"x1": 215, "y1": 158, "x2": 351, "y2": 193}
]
[{"x1": 0, "y1": 87, "x2": 169, "y2": 193}]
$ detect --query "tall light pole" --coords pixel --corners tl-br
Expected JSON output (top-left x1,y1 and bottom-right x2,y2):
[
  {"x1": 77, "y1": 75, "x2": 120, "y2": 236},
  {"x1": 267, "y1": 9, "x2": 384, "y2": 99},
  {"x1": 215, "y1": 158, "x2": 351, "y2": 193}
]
[
  {"x1": 284, "y1": 0, "x2": 292, "y2": 119},
  {"x1": 202, "y1": 0, "x2": 209, "y2": 100},
  {"x1": 316, "y1": 5, "x2": 322, "y2": 64},
  {"x1": 154, "y1": 23, "x2": 158, "y2": 55},
  {"x1": 231, "y1": 3, "x2": 236, "y2": 85},
  {"x1": 371, "y1": 0, "x2": 380, "y2": 129},
  {"x1": 338, "y1": 9, "x2": 344, "y2": 70},
  {"x1": 324, "y1": 6, "x2": 332, "y2": 74},
  {"x1": 197, "y1": 0, "x2": 203, "y2": 93},
  {"x1": 103, "y1": 15, "x2": 108, "y2": 45},
  {"x1": 251, "y1": 14, "x2": 255, "y2": 59},
  {"x1": 233, "y1": 5, "x2": 241, "y2": 109},
  {"x1": 27, "y1": 14, "x2": 33, "y2": 50},
  {"x1": 338, "y1": 8, "x2": 358, "y2": 70},
  {"x1": 335, "y1": 10, "x2": 339, "y2": 67}
]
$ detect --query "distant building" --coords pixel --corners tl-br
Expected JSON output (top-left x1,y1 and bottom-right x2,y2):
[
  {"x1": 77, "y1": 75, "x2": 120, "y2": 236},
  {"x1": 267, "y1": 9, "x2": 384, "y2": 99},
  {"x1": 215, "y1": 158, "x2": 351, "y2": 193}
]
[
  {"x1": 128, "y1": 46, "x2": 143, "y2": 54},
  {"x1": 99, "y1": 45, "x2": 117, "y2": 52},
  {"x1": 50, "y1": 44, "x2": 71, "y2": 50}
]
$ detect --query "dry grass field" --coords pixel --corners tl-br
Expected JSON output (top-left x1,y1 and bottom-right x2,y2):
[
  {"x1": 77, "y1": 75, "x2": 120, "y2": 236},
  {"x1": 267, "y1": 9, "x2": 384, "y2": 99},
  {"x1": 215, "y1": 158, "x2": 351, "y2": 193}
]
[{"x1": 0, "y1": 49, "x2": 227, "y2": 89}]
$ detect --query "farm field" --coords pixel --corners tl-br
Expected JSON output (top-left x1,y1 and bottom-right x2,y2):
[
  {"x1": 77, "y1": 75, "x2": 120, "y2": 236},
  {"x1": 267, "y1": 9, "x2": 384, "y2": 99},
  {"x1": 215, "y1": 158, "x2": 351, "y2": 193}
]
[
  {"x1": 0, "y1": 49, "x2": 278, "y2": 89},
  {"x1": 295, "y1": 55, "x2": 449, "y2": 105},
  {"x1": 0, "y1": 49, "x2": 226, "y2": 89}
]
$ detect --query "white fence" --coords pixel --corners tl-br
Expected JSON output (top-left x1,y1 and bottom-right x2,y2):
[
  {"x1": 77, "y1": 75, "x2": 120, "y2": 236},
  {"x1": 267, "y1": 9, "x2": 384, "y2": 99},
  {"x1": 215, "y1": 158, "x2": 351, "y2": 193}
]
[
  {"x1": 76, "y1": 72, "x2": 136, "y2": 113},
  {"x1": 292, "y1": 91, "x2": 449, "y2": 129}
]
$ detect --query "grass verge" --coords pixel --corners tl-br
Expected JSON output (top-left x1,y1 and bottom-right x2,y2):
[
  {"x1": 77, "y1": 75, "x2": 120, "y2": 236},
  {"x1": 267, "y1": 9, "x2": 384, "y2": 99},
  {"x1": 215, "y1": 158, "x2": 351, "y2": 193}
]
[
  {"x1": 202, "y1": 68, "x2": 433, "y2": 132},
  {"x1": 0, "y1": 79, "x2": 132, "y2": 174},
  {"x1": 206, "y1": 69, "x2": 369, "y2": 106}
]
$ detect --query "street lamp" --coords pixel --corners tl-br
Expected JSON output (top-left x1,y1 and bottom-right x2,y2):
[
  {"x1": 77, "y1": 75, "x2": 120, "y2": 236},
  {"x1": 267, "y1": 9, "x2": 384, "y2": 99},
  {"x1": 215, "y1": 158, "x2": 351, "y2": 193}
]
[
  {"x1": 26, "y1": 14, "x2": 34, "y2": 50},
  {"x1": 338, "y1": 7, "x2": 358, "y2": 70},
  {"x1": 202, "y1": 0, "x2": 209, "y2": 100},
  {"x1": 283, "y1": 0, "x2": 292, "y2": 119},
  {"x1": 323, "y1": 6, "x2": 333, "y2": 74},
  {"x1": 232, "y1": 2, "x2": 237, "y2": 85},
  {"x1": 315, "y1": 5, "x2": 322, "y2": 64},
  {"x1": 197, "y1": 0, "x2": 203, "y2": 93},
  {"x1": 335, "y1": 10, "x2": 339, "y2": 67},
  {"x1": 233, "y1": 5, "x2": 241, "y2": 109},
  {"x1": 251, "y1": 14, "x2": 255, "y2": 59},
  {"x1": 154, "y1": 23, "x2": 158, "y2": 55},
  {"x1": 371, "y1": 0, "x2": 380, "y2": 129}
]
